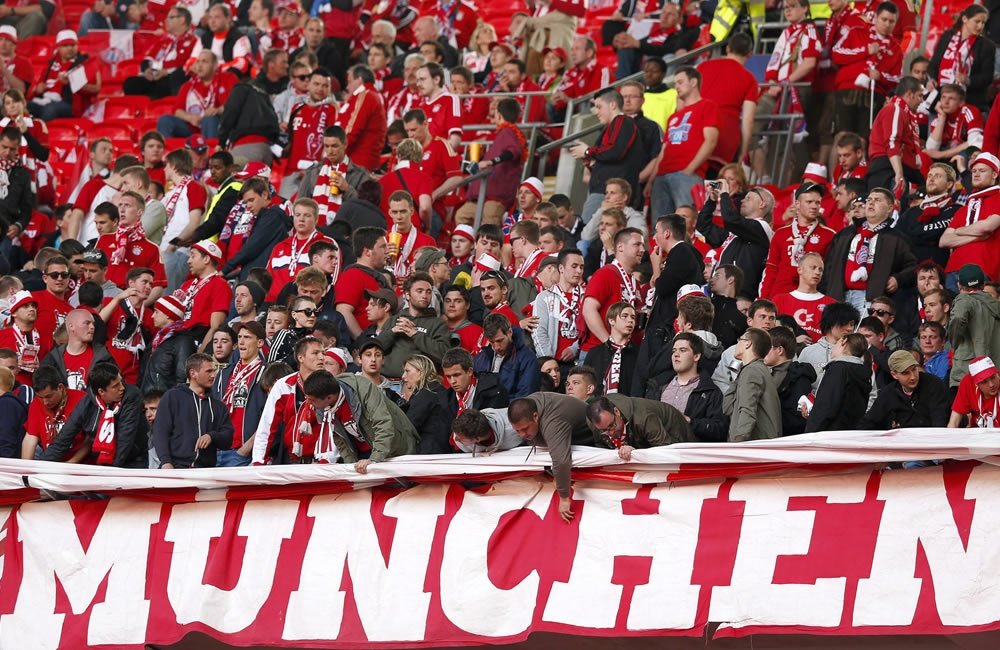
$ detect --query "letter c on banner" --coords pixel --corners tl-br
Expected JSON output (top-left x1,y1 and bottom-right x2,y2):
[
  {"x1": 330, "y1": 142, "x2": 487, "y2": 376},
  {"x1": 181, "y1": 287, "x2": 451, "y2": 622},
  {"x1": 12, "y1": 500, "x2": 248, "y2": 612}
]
[{"x1": 440, "y1": 479, "x2": 553, "y2": 637}]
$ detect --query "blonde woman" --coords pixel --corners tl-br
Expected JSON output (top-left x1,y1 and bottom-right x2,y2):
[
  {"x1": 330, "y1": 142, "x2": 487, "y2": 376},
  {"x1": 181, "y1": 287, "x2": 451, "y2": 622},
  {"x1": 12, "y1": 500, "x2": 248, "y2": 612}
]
[
  {"x1": 401, "y1": 354, "x2": 451, "y2": 454},
  {"x1": 464, "y1": 22, "x2": 498, "y2": 76}
]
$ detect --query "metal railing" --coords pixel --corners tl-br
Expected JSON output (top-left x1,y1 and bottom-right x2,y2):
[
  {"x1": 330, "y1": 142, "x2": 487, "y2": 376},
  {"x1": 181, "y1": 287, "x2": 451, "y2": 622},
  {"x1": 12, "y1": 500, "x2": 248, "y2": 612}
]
[
  {"x1": 753, "y1": 20, "x2": 828, "y2": 54},
  {"x1": 750, "y1": 80, "x2": 810, "y2": 186},
  {"x1": 436, "y1": 167, "x2": 494, "y2": 230},
  {"x1": 534, "y1": 122, "x2": 604, "y2": 179}
]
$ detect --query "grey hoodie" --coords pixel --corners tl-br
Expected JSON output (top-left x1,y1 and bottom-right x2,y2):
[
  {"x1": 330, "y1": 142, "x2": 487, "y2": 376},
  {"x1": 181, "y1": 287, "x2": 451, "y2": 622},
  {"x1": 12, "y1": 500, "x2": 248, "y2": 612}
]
[{"x1": 453, "y1": 408, "x2": 524, "y2": 454}]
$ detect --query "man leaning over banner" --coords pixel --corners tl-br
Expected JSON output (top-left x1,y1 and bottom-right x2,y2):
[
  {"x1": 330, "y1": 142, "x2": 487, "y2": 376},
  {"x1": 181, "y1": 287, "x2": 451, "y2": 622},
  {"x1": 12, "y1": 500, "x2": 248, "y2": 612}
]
[
  {"x1": 585, "y1": 393, "x2": 694, "y2": 462},
  {"x1": 508, "y1": 392, "x2": 592, "y2": 522}
]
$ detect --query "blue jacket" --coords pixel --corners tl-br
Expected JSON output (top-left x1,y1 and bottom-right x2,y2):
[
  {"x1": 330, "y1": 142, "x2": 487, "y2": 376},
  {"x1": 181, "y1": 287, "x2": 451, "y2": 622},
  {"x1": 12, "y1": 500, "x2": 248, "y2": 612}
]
[
  {"x1": 473, "y1": 327, "x2": 540, "y2": 399},
  {"x1": 0, "y1": 392, "x2": 26, "y2": 458}
]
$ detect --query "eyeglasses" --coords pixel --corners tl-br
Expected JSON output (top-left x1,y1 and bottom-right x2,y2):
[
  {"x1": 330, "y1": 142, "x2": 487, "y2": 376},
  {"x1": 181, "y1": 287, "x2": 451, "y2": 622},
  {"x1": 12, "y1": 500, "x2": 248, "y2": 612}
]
[
  {"x1": 293, "y1": 74, "x2": 310, "y2": 81},
  {"x1": 868, "y1": 308, "x2": 894, "y2": 317},
  {"x1": 295, "y1": 308, "x2": 319, "y2": 317},
  {"x1": 597, "y1": 411, "x2": 620, "y2": 436},
  {"x1": 45, "y1": 272, "x2": 71, "y2": 279},
  {"x1": 509, "y1": 236, "x2": 523, "y2": 246}
]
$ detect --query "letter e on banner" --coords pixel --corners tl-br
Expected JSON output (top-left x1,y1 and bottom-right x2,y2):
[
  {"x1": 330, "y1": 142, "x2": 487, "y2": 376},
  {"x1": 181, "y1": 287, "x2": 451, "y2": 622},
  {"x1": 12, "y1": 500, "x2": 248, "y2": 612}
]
[
  {"x1": 0, "y1": 500, "x2": 161, "y2": 649},
  {"x1": 544, "y1": 481, "x2": 722, "y2": 630},
  {"x1": 710, "y1": 473, "x2": 868, "y2": 629},
  {"x1": 854, "y1": 464, "x2": 1000, "y2": 627}
]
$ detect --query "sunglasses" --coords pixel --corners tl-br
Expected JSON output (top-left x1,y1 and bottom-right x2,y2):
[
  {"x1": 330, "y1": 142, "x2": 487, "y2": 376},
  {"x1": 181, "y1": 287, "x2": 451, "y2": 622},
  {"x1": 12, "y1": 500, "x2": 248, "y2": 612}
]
[
  {"x1": 868, "y1": 308, "x2": 894, "y2": 317},
  {"x1": 293, "y1": 74, "x2": 311, "y2": 81},
  {"x1": 45, "y1": 271, "x2": 71, "y2": 279},
  {"x1": 295, "y1": 308, "x2": 319, "y2": 317}
]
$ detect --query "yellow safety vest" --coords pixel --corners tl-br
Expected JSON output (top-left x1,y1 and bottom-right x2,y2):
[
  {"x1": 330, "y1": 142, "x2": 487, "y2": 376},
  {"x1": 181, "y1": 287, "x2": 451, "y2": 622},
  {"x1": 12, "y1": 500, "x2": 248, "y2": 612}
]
[
  {"x1": 204, "y1": 179, "x2": 243, "y2": 243},
  {"x1": 711, "y1": 0, "x2": 830, "y2": 41},
  {"x1": 644, "y1": 87, "x2": 677, "y2": 132}
]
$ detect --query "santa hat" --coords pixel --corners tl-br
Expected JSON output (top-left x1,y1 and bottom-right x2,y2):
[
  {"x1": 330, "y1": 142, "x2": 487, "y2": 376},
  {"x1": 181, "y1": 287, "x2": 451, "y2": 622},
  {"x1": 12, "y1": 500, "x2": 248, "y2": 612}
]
[
  {"x1": 324, "y1": 347, "x2": 349, "y2": 369},
  {"x1": 275, "y1": 0, "x2": 301, "y2": 12},
  {"x1": 676, "y1": 284, "x2": 705, "y2": 304},
  {"x1": 154, "y1": 295, "x2": 185, "y2": 320},
  {"x1": 541, "y1": 47, "x2": 568, "y2": 62},
  {"x1": 519, "y1": 177, "x2": 544, "y2": 200},
  {"x1": 802, "y1": 163, "x2": 828, "y2": 185},
  {"x1": 452, "y1": 224, "x2": 476, "y2": 243},
  {"x1": 192, "y1": 240, "x2": 223, "y2": 264},
  {"x1": 56, "y1": 30, "x2": 78, "y2": 47},
  {"x1": 0, "y1": 26, "x2": 17, "y2": 43},
  {"x1": 972, "y1": 152, "x2": 1000, "y2": 176},
  {"x1": 970, "y1": 357, "x2": 999, "y2": 385},
  {"x1": 8, "y1": 290, "x2": 36, "y2": 314},
  {"x1": 474, "y1": 253, "x2": 501, "y2": 272}
]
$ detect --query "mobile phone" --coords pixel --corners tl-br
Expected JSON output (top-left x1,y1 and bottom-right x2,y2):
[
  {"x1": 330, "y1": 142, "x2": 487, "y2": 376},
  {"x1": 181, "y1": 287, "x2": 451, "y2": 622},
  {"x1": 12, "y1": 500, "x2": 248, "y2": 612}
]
[{"x1": 705, "y1": 180, "x2": 723, "y2": 191}]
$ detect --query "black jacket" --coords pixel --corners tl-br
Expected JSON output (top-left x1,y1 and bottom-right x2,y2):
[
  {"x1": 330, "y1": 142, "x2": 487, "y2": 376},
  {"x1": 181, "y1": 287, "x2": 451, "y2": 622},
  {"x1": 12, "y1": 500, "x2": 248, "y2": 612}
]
[
  {"x1": 696, "y1": 194, "x2": 770, "y2": 298},
  {"x1": 444, "y1": 372, "x2": 509, "y2": 418},
  {"x1": 583, "y1": 241, "x2": 613, "y2": 279},
  {"x1": 645, "y1": 370, "x2": 728, "y2": 442},
  {"x1": 219, "y1": 81, "x2": 280, "y2": 146},
  {"x1": 200, "y1": 29, "x2": 250, "y2": 77},
  {"x1": 586, "y1": 113, "x2": 646, "y2": 196},
  {"x1": 930, "y1": 29, "x2": 997, "y2": 111},
  {"x1": 0, "y1": 391, "x2": 27, "y2": 458},
  {"x1": 190, "y1": 177, "x2": 241, "y2": 243},
  {"x1": 711, "y1": 295, "x2": 747, "y2": 349},
  {"x1": 0, "y1": 164, "x2": 33, "y2": 234},
  {"x1": 405, "y1": 381, "x2": 453, "y2": 454},
  {"x1": 821, "y1": 222, "x2": 917, "y2": 302},
  {"x1": 41, "y1": 385, "x2": 145, "y2": 467},
  {"x1": 771, "y1": 360, "x2": 816, "y2": 436},
  {"x1": 648, "y1": 241, "x2": 704, "y2": 328},
  {"x1": 152, "y1": 384, "x2": 234, "y2": 468},
  {"x1": 895, "y1": 201, "x2": 958, "y2": 268},
  {"x1": 635, "y1": 329, "x2": 724, "y2": 403},
  {"x1": 210, "y1": 356, "x2": 267, "y2": 445},
  {"x1": 804, "y1": 358, "x2": 872, "y2": 433},
  {"x1": 221, "y1": 207, "x2": 291, "y2": 279},
  {"x1": 336, "y1": 198, "x2": 388, "y2": 234},
  {"x1": 587, "y1": 339, "x2": 640, "y2": 397},
  {"x1": 639, "y1": 24, "x2": 700, "y2": 58},
  {"x1": 858, "y1": 373, "x2": 951, "y2": 430}
]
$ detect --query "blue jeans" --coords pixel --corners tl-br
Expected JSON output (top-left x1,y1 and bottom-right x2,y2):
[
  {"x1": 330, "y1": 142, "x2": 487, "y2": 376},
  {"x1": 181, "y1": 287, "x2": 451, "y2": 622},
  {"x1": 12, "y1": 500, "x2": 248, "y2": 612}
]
[
  {"x1": 651, "y1": 172, "x2": 701, "y2": 219},
  {"x1": 28, "y1": 100, "x2": 72, "y2": 121},
  {"x1": 580, "y1": 192, "x2": 605, "y2": 225},
  {"x1": 216, "y1": 449, "x2": 251, "y2": 467},
  {"x1": 844, "y1": 289, "x2": 868, "y2": 314},
  {"x1": 617, "y1": 48, "x2": 642, "y2": 79},
  {"x1": 163, "y1": 248, "x2": 190, "y2": 293},
  {"x1": 157, "y1": 114, "x2": 220, "y2": 140}
]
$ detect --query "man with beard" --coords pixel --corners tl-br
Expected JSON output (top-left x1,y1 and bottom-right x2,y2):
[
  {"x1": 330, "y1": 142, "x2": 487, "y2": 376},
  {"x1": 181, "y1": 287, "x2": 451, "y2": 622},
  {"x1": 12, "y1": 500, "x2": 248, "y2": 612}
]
[
  {"x1": 281, "y1": 68, "x2": 338, "y2": 197},
  {"x1": 896, "y1": 163, "x2": 958, "y2": 268},
  {"x1": 99, "y1": 268, "x2": 155, "y2": 386},
  {"x1": 376, "y1": 271, "x2": 451, "y2": 378},
  {"x1": 219, "y1": 177, "x2": 291, "y2": 281}
]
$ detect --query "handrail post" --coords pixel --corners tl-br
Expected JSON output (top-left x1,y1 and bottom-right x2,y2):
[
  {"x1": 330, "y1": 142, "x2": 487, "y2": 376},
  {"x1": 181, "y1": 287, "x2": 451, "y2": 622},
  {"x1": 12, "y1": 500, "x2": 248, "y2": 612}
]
[
  {"x1": 523, "y1": 125, "x2": 540, "y2": 180},
  {"x1": 474, "y1": 173, "x2": 490, "y2": 231}
]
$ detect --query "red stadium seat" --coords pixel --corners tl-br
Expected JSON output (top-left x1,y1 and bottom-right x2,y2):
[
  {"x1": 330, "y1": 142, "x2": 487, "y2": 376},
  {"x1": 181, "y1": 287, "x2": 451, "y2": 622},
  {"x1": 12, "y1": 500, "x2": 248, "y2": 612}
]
[
  {"x1": 17, "y1": 35, "x2": 53, "y2": 61},
  {"x1": 131, "y1": 30, "x2": 159, "y2": 58},
  {"x1": 145, "y1": 97, "x2": 176, "y2": 119},
  {"x1": 62, "y1": 5, "x2": 89, "y2": 31},
  {"x1": 46, "y1": 122, "x2": 82, "y2": 147},
  {"x1": 164, "y1": 137, "x2": 186, "y2": 151},
  {"x1": 98, "y1": 79, "x2": 124, "y2": 98},
  {"x1": 88, "y1": 120, "x2": 136, "y2": 149},
  {"x1": 110, "y1": 59, "x2": 142, "y2": 81},
  {"x1": 104, "y1": 95, "x2": 148, "y2": 119}
]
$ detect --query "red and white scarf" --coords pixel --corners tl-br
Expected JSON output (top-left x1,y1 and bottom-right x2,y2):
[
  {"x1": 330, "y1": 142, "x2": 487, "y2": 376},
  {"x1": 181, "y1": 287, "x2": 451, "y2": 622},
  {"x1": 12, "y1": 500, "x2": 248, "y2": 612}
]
[
  {"x1": 612, "y1": 259, "x2": 639, "y2": 307},
  {"x1": 90, "y1": 397, "x2": 120, "y2": 466},
  {"x1": 152, "y1": 272, "x2": 220, "y2": 349},
  {"x1": 604, "y1": 340, "x2": 625, "y2": 394},
  {"x1": 846, "y1": 220, "x2": 890, "y2": 286},
  {"x1": 288, "y1": 230, "x2": 324, "y2": 276},
  {"x1": 515, "y1": 248, "x2": 546, "y2": 278},
  {"x1": 918, "y1": 193, "x2": 953, "y2": 223},
  {"x1": 557, "y1": 285, "x2": 584, "y2": 338},
  {"x1": 111, "y1": 220, "x2": 147, "y2": 265},
  {"x1": 223, "y1": 358, "x2": 262, "y2": 411},
  {"x1": 311, "y1": 159, "x2": 348, "y2": 225},
  {"x1": 392, "y1": 224, "x2": 419, "y2": 279},
  {"x1": 790, "y1": 218, "x2": 819, "y2": 267},
  {"x1": 163, "y1": 176, "x2": 193, "y2": 233},
  {"x1": 939, "y1": 31, "x2": 975, "y2": 86},
  {"x1": 456, "y1": 378, "x2": 477, "y2": 415}
]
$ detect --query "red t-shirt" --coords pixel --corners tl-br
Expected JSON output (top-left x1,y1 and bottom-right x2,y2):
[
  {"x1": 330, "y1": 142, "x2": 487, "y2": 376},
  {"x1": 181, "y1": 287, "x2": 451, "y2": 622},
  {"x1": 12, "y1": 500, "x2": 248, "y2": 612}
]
[
  {"x1": 772, "y1": 291, "x2": 836, "y2": 342},
  {"x1": 581, "y1": 263, "x2": 633, "y2": 352},
  {"x1": 30, "y1": 290, "x2": 72, "y2": 345},
  {"x1": 378, "y1": 163, "x2": 433, "y2": 231},
  {"x1": 289, "y1": 102, "x2": 339, "y2": 170},
  {"x1": 421, "y1": 136, "x2": 461, "y2": 214},
  {"x1": 952, "y1": 372, "x2": 1000, "y2": 427},
  {"x1": 0, "y1": 326, "x2": 51, "y2": 387},
  {"x1": 104, "y1": 301, "x2": 153, "y2": 385},
  {"x1": 422, "y1": 91, "x2": 463, "y2": 139},
  {"x1": 335, "y1": 266, "x2": 382, "y2": 331},
  {"x1": 96, "y1": 234, "x2": 168, "y2": 288},
  {"x1": 698, "y1": 58, "x2": 760, "y2": 163},
  {"x1": 63, "y1": 347, "x2": 94, "y2": 391},
  {"x1": 657, "y1": 98, "x2": 719, "y2": 176},
  {"x1": 181, "y1": 274, "x2": 232, "y2": 331},
  {"x1": 945, "y1": 186, "x2": 1000, "y2": 280},
  {"x1": 25, "y1": 388, "x2": 86, "y2": 458}
]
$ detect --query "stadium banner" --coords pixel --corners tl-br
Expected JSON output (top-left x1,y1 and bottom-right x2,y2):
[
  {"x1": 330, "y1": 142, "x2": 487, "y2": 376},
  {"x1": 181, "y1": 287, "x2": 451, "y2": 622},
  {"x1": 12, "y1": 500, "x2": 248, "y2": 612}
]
[{"x1": 3, "y1": 461, "x2": 1000, "y2": 649}]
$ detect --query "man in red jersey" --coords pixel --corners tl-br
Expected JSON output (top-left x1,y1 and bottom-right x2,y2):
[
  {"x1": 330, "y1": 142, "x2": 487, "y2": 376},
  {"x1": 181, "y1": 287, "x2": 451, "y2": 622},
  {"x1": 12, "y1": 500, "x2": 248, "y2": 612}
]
[
  {"x1": 66, "y1": 155, "x2": 138, "y2": 245},
  {"x1": 761, "y1": 182, "x2": 837, "y2": 297},
  {"x1": 581, "y1": 228, "x2": 645, "y2": 356},
  {"x1": 387, "y1": 53, "x2": 424, "y2": 123},
  {"x1": 0, "y1": 26, "x2": 34, "y2": 96},
  {"x1": 403, "y1": 107, "x2": 461, "y2": 228},
  {"x1": 415, "y1": 61, "x2": 462, "y2": 148},
  {"x1": 38, "y1": 308, "x2": 113, "y2": 391},
  {"x1": 0, "y1": 290, "x2": 49, "y2": 386},
  {"x1": 551, "y1": 35, "x2": 609, "y2": 118},
  {"x1": 927, "y1": 84, "x2": 985, "y2": 161},
  {"x1": 20, "y1": 365, "x2": 87, "y2": 461},
  {"x1": 336, "y1": 64, "x2": 388, "y2": 173},
  {"x1": 772, "y1": 252, "x2": 836, "y2": 342},
  {"x1": 443, "y1": 285, "x2": 483, "y2": 354},
  {"x1": 499, "y1": 58, "x2": 548, "y2": 126},
  {"x1": 125, "y1": 6, "x2": 201, "y2": 98},
  {"x1": 265, "y1": 198, "x2": 333, "y2": 303},
  {"x1": 831, "y1": 132, "x2": 868, "y2": 181},
  {"x1": 940, "y1": 152, "x2": 1000, "y2": 288},
  {"x1": 813, "y1": 0, "x2": 866, "y2": 161},
  {"x1": 866, "y1": 76, "x2": 923, "y2": 195},
  {"x1": 335, "y1": 227, "x2": 390, "y2": 338},
  {"x1": 99, "y1": 267, "x2": 155, "y2": 386},
  {"x1": 386, "y1": 191, "x2": 435, "y2": 286},
  {"x1": 160, "y1": 50, "x2": 236, "y2": 139},
  {"x1": 97, "y1": 191, "x2": 167, "y2": 300},
  {"x1": 696, "y1": 33, "x2": 759, "y2": 165},
  {"x1": 282, "y1": 67, "x2": 337, "y2": 197},
  {"x1": 31, "y1": 255, "x2": 73, "y2": 343}
]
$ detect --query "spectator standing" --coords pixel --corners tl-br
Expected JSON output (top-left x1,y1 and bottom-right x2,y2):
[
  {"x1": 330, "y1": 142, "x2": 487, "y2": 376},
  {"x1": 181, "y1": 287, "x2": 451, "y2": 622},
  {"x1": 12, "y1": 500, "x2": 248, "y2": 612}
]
[
  {"x1": 97, "y1": 191, "x2": 167, "y2": 292},
  {"x1": 99, "y1": 268, "x2": 154, "y2": 386},
  {"x1": 822, "y1": 187, "x2": 917, "y2": 312},
  {"x1": 386, "y1": 191, "x2": 436, "y2": 285},
  {"x1": 400, "y1": 354, "x2": 451, "y2": 454},
  {"x1": 763, "y1": 326, "x2": 816, "y2": 436},
  {"x1": 568, "y1": 90, "x2": 645, "y2": 227},
  {"x1": 865, "y1": 76, "x2": 924, "y2": 194},
  {"x1": 940, "y1": 153, "x2": 1000, "y2": 287},
  {"x1": 0, "y1": 367, "x2": 25, "y2": 458},
  {"x1": 376, "y1": 272, "x2": 451, "y2": 377},
  {"x1": 804, "y1": 332, "x2": 872, "y2": 432},
  {"x1": 532, "y1": 248, "x2": 585, "y2": 362},
  {"x1": 723, "y1": 327, "x2": 782, "y2": 441},
  {"x1": 918, "y1": 320, "x2": 950, "y2": 383},
  {"x1": 771, "y1": 252, "x2": 835, "y2": 342},
  {"x1": 335, "y1": 227, "x2": 390, "y2": 338},
  {"x1": 30, "y1": 255, "x2": 72, "y2": 341},
  {"x1": 926, "y1": 84, "x2": 985, "y2": 160},
  {"x1": 473, "y1": 313, "x2": 539, "y2": 399},
  {"x1": 0, "y1": 290, "x2": 48, "y2": 386},
  {"x1": 458, "y1": 99, "x2": 527, "y2": 226},
  {"x1": 281, "y1": 68, "x2": 338, "y2": 196},
  {"x1": 697, "y1": 32, "x2": 759, "y2": 166},
  {"x1": 21, "y1": 365, "x2": 86, "y2": 461},
  {"x1": 761, "y1": 0, "x2": 820, "y2": 156},
  {"x1": 212, "y1": 321, "x2": 266, "y2": 466},
  {"x1": 38, "y1": 308, "x2": 112, "y2": 391},
  {"x1": 896, "y1": 162, "x2": 958, "y2": 268},
  {"x1": 696, "y1": 181, "x2": 773, "y2": 299},
  {"x1": 860, "y1": 349, "x2": 950, "y2": 429},
  {"x1": 948, "y1": 264, "x2": 1000, "y2": 388},
  {"x1": 645, "y1": 332, "x2": 728, "y2": 442},
  {"x1": 760, "y1": 183, "x2": 837, "y2": 297},
  {"x1": 160, "y1": 150, "x2": 208, "y2": 291},
  {"x1": 580, "y1": 228, "x2": 645, "y2": 357},
  {"x1": 928, "y1": 5, "x2": 995, "y2": 113},
  {"x1": 650, "y1": 66, "x2": 719, "y2": 218},
  {"x1": 300, "y1": 125, "x2": 374, "y2": 225},
  {"x1": 336, "y1": 64, "x2": 388, "y2": 172},
  {"x1": 264, "y1": 198, "x2": 332, "y2": 303},
  {"x1": 587, "y1": 302, "x2": 638, "y2": 396},
  {"x1": 153, "y1": 353, "x2": 233, "y2": 468},
  {"x1": 0, "y1": 126, "x2": 34, "y2": 241}
]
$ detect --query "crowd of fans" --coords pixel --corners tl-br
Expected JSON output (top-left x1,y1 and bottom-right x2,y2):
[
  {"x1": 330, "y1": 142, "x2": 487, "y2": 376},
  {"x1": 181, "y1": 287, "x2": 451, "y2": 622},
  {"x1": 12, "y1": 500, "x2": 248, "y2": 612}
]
[{"x1": 0, "y1": 0, "x2": 996, "y2": 520}]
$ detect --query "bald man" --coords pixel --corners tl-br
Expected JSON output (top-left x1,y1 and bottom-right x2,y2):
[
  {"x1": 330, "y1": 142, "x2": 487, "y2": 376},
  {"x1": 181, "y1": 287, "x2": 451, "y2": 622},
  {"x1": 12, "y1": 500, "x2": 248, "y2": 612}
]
[{"x1": 39, "y1": 309, "x2": 114, "y2": 390}]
